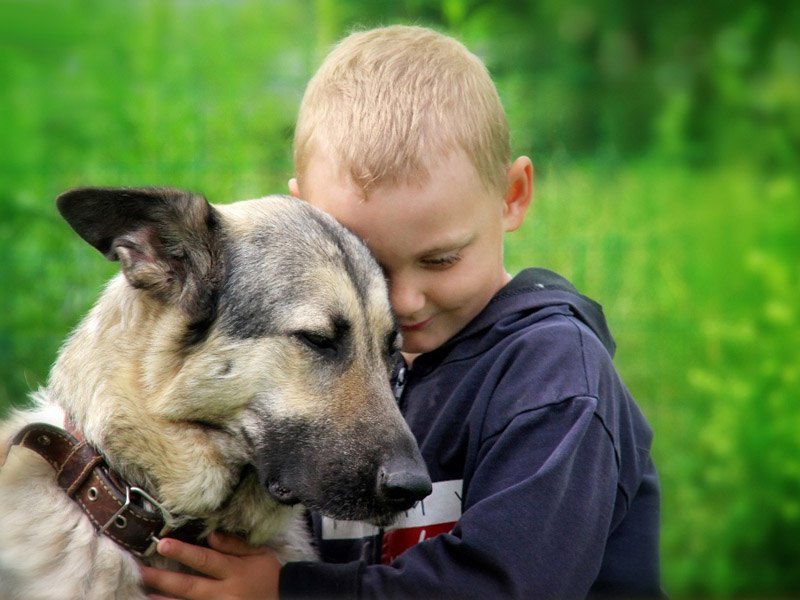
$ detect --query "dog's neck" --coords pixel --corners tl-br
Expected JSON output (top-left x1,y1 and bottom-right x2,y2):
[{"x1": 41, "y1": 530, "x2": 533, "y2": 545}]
[
  {"x1": 63, "y1": 414, "x2": 84, "y2": 441},
  {"x1": 10, "y1": 422, "x2": 207, "y2": 558}
]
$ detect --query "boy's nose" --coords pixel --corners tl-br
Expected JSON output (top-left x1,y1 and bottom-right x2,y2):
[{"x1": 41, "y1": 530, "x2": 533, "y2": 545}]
[{"x1": 388, "y1": 277, "x2": 426, "y2": 318}]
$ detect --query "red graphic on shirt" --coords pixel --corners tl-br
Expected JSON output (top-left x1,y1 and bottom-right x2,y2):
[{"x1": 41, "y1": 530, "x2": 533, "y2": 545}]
[{"x1": 381, "y1": 521, "x2": 457, "y2": 564}]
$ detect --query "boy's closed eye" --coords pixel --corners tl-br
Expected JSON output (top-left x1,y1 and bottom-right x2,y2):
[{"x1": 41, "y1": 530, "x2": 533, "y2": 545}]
[
  {"x1": 416, "y1": 236, "x2": 473, "y2": 271},
  {"x1": 419, "y1": 252, "x2": 463, "y2": 269}
]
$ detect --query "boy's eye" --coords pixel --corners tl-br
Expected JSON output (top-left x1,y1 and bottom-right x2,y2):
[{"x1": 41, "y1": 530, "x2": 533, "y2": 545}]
[{"x1": 420, "y1": 253, "x2": 462, "y2": 269}]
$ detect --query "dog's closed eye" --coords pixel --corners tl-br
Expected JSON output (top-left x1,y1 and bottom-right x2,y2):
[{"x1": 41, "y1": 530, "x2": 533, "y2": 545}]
[
  {"x1": 298, "y1": 331, "x2": 336, "y2": 352},
  {"x1": 294, "y1": 317, "x2": 352, "y2": 358}
]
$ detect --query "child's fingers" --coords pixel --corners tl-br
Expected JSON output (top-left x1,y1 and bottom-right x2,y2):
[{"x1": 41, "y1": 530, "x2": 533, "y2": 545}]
[
  {"x1": 207, "y1": 530, "x2": 268, "y2": 556},
  {"x1": 155, "y1": 537, "x2": 230, "y2": 579},
  {"x1": 140, "y1": 564, "x2": 216, "y2": 600}
]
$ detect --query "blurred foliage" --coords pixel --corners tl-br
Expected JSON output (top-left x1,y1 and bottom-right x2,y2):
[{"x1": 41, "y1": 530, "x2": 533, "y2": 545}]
[
  {"x1": 1, "y1": 0, "x2": 799, "y2": 597},
  {"x1": 505, "y1": 164, "x2": 800, "y2": 596}
]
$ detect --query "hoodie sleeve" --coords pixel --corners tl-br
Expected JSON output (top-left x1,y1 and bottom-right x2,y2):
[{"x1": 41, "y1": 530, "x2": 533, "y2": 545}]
[{"x1": 280, "y1": 395, "x2": 620, "y2": 600}]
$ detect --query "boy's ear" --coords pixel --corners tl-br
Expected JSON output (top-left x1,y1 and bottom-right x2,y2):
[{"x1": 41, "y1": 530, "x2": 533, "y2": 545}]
[
  {"x1": 288, "y1": 178, "x2": 301, "y2": 198},
  {"x1": 502, "y1": 156, "x2": 533, "y2": 233}
]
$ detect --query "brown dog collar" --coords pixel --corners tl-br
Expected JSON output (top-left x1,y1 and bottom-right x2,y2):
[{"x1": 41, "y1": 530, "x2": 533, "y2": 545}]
[{"x1": 9, "y1": 423, "x2": 206, "y2": 557}]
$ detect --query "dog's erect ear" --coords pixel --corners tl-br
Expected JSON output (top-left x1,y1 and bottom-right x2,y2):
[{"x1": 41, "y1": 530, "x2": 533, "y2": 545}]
[{"x1": 57, "y1": 187, "x2": 224, "y2": 337}]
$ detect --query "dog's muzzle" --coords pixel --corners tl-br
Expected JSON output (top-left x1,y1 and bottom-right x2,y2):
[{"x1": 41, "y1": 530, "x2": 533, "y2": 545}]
[{"x1": 256, "y1": 416, "x2": 431, "y2": 520}]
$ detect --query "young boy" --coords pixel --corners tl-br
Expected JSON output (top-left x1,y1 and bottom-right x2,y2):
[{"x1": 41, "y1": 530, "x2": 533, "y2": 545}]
[{"x1": 142, "y1": 25, "x2": 662, "y2": 599}]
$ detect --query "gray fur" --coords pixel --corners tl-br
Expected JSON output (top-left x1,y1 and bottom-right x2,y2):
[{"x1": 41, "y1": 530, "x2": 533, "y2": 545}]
[{"x1": 0, "y1": 188, "x2": 429, "y2": 600}]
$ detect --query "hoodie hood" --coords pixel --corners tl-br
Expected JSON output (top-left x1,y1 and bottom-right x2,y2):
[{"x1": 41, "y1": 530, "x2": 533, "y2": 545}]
[{"x1": 411, "y1": 268, "x2": 616, "y2": 375}]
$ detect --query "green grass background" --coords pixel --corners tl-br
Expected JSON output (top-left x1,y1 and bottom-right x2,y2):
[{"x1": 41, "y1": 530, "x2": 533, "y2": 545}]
[{"x1": 1, "y1": 1, "x2": 798, "y2": 596}]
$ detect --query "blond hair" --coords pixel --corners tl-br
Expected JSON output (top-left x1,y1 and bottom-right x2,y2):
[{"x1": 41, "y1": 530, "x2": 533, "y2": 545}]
[{"x1": 293, "y1": 25, "x2": 510, "y2": 195}]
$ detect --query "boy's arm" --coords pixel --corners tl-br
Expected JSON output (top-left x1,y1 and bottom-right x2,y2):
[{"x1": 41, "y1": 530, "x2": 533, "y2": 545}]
[{"x1": 281, "y1": 396, "x2": 621, "y2": 599}]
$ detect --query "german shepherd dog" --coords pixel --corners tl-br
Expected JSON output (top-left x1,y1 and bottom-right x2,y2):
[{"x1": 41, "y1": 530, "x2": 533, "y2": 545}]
[{"x1": 0, "y1": 187, "x2": 431, "y2": 600}]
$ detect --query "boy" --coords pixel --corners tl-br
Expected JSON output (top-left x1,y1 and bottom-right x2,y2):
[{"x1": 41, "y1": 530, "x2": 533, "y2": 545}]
[{"x1": 143, "y1": 25, "x2": 662, "y2": 599}]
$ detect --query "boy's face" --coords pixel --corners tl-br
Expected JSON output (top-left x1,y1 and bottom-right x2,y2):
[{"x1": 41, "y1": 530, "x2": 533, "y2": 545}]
[{"x1": 292, "y1": 150, "x2": 530, "y2": 355}]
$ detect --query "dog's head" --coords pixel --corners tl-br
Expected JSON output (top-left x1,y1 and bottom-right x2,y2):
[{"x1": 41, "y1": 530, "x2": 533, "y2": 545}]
[{"x1": 52, "y1": 187, "x2": 430, "y2": 523}]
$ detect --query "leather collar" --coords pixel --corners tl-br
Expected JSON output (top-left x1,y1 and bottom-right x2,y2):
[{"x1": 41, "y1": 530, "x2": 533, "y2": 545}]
[{"x1": 9, "y1": 422, "x2": 206, "y2": 557}]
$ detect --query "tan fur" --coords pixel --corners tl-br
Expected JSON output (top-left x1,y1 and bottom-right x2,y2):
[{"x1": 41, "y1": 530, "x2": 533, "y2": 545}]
[
  {"x1": 0, "y1": 275, "x2": 312, "y2": 599},
  {"x1": 0, "y1": 191, "x2": 425, "y2": 600}
]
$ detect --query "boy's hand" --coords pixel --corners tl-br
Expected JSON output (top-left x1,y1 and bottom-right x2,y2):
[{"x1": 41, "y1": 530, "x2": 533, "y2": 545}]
[{"x1": 140, "y1": 531, "x2": 281, "y2": 600}]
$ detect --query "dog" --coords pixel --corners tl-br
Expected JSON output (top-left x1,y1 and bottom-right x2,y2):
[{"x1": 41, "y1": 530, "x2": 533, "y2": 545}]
[{"x1": 0, "y1": 187, "x2": 431, "y2": 600}]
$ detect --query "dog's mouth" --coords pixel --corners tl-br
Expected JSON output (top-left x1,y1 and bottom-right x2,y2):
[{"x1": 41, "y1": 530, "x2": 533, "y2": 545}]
[
  {"x1": 261, "y1": 467, "x2": 428, "y2": 521},
  {"x1": 262, "y1": 472, "x2": 427, "y2": 522}
]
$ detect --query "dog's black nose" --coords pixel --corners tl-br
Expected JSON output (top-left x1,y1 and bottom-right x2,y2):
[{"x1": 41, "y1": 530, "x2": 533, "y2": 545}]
[{"x1": 378, "y1": 466, "x2": 432, "y2": 505}]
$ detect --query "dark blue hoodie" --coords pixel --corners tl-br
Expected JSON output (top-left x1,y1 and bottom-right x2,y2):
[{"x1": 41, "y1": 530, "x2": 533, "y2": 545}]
[{"x1": 281, "y1": 268, "x2": 662, "y2": 599}]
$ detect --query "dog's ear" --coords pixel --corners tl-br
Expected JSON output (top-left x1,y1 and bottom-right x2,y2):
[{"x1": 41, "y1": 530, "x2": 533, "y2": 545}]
[{"x1": 57, "y1": 187, "x2": 224, "y2": 338}]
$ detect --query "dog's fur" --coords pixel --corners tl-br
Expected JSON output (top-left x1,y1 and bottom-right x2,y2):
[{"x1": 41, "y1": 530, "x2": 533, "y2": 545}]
[{"x1": 0, "y1": 187, "x2": 430, "y2": 600}]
